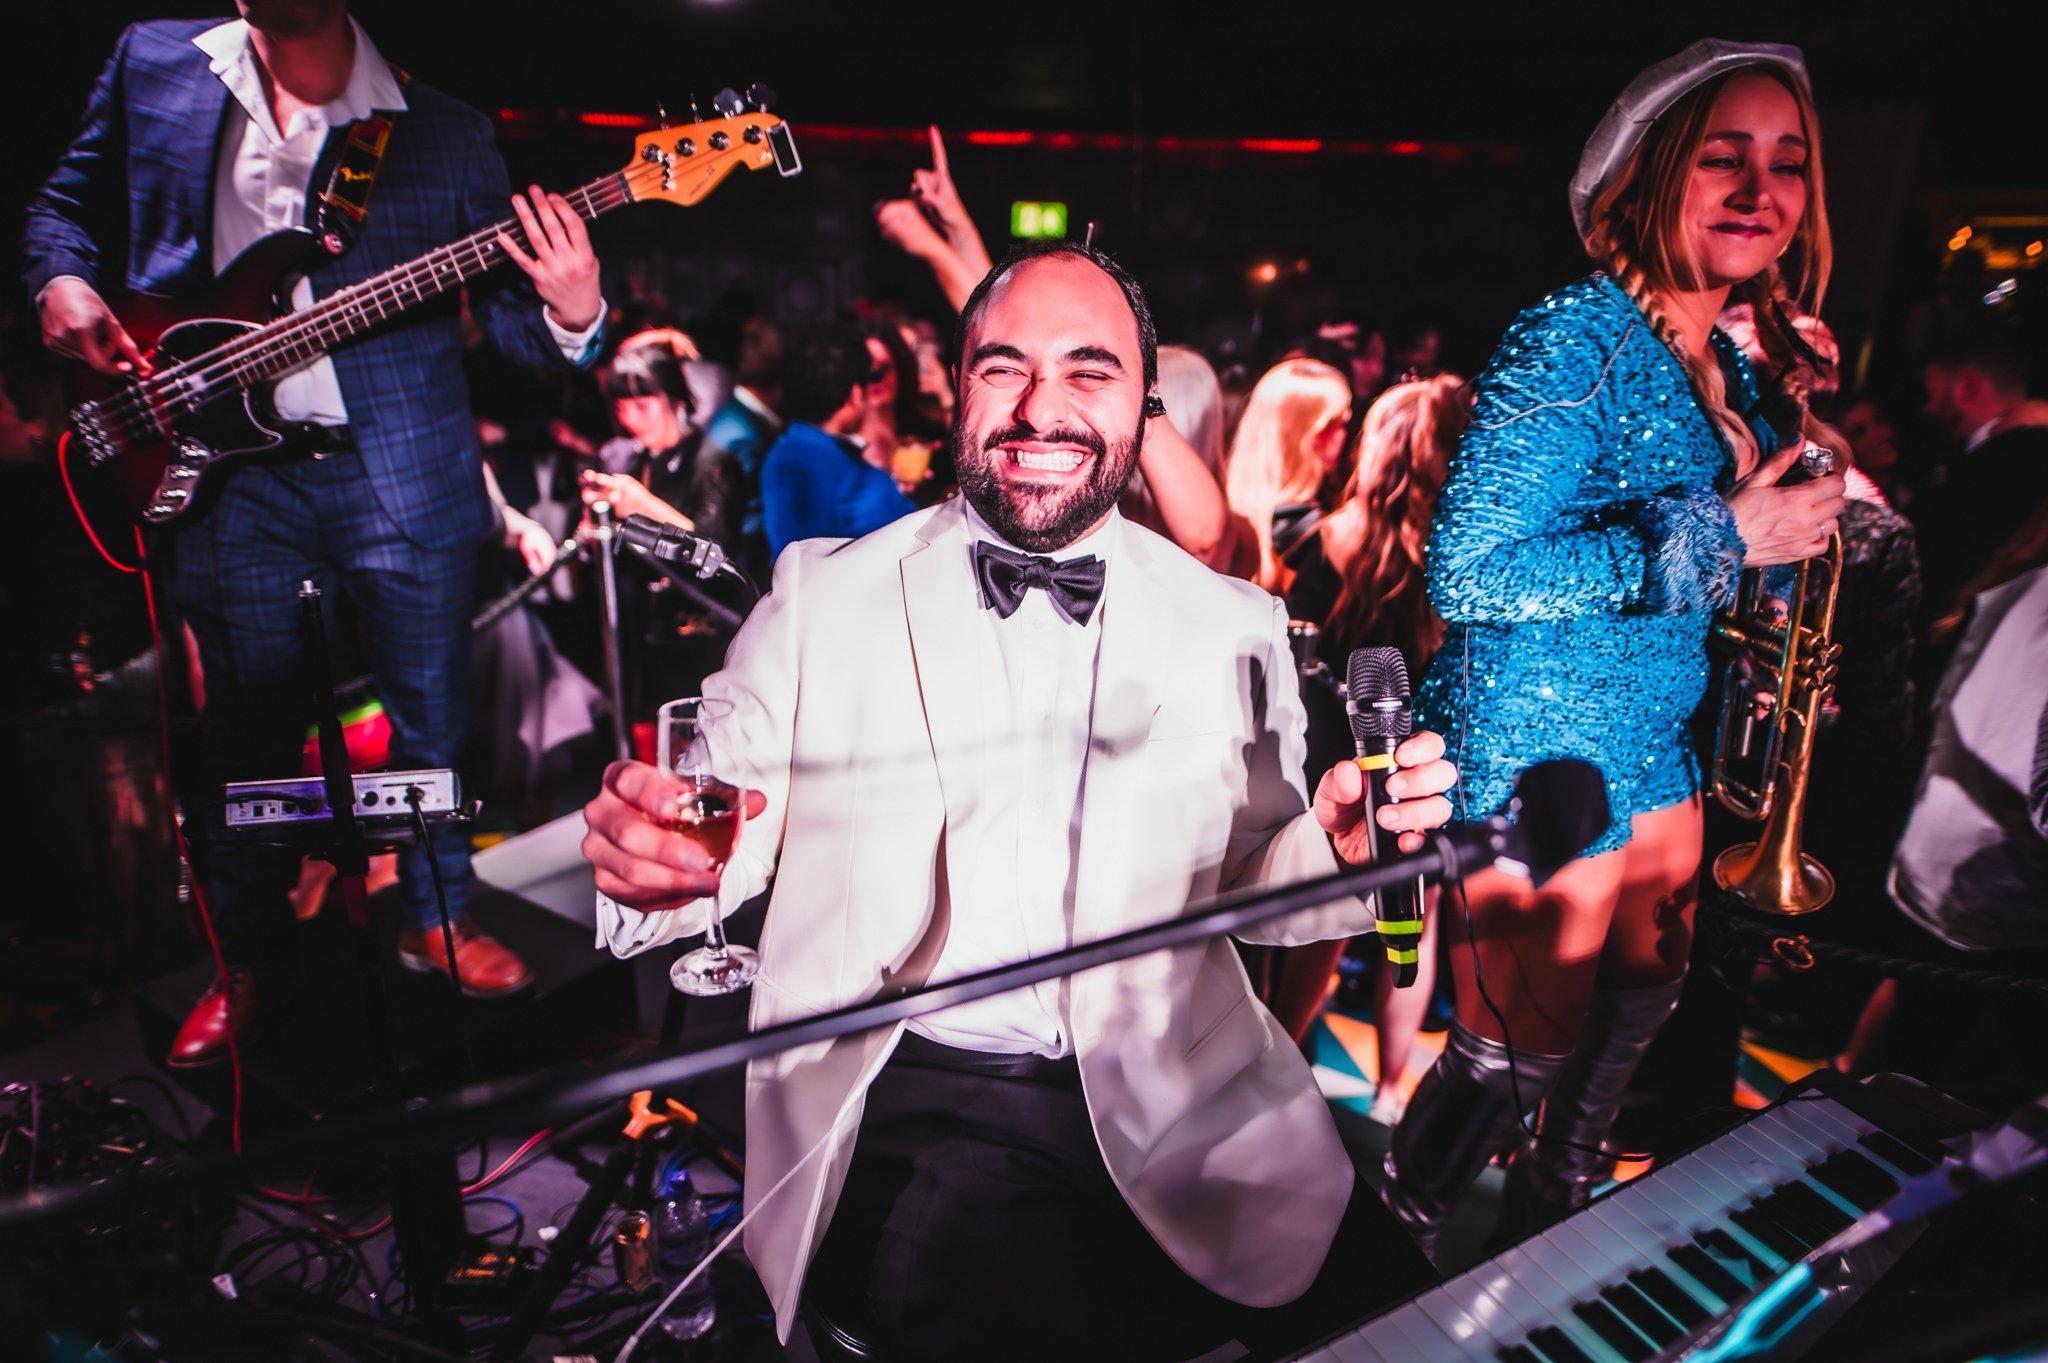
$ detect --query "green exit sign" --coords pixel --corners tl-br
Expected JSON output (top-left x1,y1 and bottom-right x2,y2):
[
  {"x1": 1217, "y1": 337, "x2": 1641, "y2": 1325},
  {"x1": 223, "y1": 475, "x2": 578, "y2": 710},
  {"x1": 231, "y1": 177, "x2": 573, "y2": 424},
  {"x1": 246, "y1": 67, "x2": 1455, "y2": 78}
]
[{"x1": 1010, "y1": 201, "x2": 1069, "y2": 239}]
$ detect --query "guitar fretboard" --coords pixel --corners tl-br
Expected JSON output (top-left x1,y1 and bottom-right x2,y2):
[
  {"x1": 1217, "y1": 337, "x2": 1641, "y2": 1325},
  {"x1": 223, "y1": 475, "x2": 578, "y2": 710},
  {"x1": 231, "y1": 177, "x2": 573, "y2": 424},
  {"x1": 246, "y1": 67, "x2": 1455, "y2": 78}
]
[{"x1": 194, "y1": 172, "x2": 632, "y2": 393}]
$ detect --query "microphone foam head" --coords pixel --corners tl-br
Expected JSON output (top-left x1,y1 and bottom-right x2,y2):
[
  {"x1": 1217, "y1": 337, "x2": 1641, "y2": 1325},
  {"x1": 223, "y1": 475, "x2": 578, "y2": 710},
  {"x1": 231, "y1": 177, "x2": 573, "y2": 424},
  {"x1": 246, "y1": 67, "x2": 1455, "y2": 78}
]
[
  {"x1": 1502, "y1": 759, "x2": 1611, "y2": 886},
  {"x1": 1346, "y1": 647, "x2": 1412, "y2": 742}
]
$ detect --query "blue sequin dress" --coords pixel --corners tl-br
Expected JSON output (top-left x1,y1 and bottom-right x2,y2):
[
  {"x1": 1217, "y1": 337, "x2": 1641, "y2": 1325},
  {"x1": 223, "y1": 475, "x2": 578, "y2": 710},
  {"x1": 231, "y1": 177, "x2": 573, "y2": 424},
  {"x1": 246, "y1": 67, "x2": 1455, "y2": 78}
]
[{"x1": 1417, "y1": 273, "x2": 1774, "y2": 856}]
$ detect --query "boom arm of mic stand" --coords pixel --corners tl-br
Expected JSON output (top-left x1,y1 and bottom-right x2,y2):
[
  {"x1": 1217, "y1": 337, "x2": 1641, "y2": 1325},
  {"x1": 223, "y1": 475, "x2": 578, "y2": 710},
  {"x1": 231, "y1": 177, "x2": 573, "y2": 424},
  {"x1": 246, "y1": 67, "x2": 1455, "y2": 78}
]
[
  {"x1": 0, "y1": 815, "x2": 1530, "y2": 1233},
  {"x1": 618, "y1": 541, "x2": 747, "y2": 631},
  {"x1": 469, "y1": 536, "x2": 582, "y2": 635}
]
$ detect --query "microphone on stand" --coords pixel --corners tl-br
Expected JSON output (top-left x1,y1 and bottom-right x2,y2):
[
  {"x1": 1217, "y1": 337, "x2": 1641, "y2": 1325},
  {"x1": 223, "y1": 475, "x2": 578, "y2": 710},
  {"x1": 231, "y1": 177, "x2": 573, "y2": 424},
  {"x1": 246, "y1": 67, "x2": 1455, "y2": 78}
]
[
  {"x1": 615, "y1": 513, "x2": 730, "y2": 580},
  {"x1": 1346, "y1": 647, "x2": 1425, "y2": 988}
]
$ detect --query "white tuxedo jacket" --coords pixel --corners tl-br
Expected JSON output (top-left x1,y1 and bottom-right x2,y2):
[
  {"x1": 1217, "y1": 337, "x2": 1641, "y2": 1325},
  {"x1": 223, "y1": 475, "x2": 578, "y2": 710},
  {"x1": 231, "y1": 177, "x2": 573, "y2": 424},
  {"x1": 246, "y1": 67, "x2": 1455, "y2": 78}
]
[{"x1": 599, "y1": 499, "x2": 1380, "y2": 1341}]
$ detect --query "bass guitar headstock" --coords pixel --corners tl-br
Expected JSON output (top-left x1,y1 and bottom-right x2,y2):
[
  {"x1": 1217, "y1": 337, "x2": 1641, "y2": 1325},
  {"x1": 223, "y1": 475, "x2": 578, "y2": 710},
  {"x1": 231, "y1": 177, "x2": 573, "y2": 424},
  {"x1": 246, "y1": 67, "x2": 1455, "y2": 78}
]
[{"x1": 621, "y1": 84, "x2": 800, "y2": 207}]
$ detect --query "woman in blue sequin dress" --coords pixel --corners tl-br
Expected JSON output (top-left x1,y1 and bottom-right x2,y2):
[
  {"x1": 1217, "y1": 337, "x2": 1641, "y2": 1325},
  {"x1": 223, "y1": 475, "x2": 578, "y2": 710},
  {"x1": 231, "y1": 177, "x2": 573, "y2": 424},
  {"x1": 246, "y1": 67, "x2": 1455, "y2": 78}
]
[{"x1": 1381, "y1": 41, "x2": 1849, "y2": 1259}]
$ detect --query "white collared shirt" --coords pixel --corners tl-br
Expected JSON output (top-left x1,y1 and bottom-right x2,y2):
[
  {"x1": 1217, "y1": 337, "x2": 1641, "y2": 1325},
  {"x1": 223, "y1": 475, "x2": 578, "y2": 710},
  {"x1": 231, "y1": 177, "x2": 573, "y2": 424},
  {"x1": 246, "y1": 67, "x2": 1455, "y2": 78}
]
[
  {"x1": 905, "y1": 503, "x2": 1121, "y2": 1057},
  {"x1": 192, "y1": 18, "x2": 599, "y2": 425}
]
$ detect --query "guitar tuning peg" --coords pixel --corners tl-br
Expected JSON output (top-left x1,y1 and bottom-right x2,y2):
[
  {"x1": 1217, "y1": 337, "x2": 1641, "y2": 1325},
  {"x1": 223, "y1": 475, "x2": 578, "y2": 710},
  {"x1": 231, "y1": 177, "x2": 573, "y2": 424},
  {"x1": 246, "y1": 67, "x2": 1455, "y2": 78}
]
[
  {"x1": 745, "y1": 82, "x2": 775, "y2": 112},
  {"x1": 657, "y1": 101, "x2": 669, "y2": 130},
  {"x1": 690, "y1": 93, "x2": 701, "y2": 123},
  {"x1": 711, "y1": 87, "x2": 744, "y2": 119}
]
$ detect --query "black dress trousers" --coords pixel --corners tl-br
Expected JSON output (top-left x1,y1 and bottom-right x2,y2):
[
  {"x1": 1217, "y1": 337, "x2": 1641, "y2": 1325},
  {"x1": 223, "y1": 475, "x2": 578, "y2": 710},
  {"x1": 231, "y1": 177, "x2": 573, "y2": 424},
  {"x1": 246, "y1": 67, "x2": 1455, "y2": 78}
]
[{"x1": 803, "y1": 1034, "x2": 1436, "y2": 1362}]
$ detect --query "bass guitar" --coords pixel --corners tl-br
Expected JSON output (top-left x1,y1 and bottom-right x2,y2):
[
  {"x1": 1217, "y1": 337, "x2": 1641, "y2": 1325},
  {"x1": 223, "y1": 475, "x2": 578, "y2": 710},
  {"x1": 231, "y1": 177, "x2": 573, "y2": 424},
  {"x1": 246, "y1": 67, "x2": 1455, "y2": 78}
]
[{"x1": 61, "y1": 86, "x2": 799, "y2": 548}]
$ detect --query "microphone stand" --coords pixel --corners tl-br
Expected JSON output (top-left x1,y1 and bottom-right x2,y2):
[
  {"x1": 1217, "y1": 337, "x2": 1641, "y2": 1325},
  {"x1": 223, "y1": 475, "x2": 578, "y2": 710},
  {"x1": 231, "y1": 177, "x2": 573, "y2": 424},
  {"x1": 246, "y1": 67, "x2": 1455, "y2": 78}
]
[
  {"x1": 588, "y1": 500, "x2": 633, "y2": 762},
  {"x1": 295, "y1": 583, "x2": 467, "y2": 1320},
  {"x1": 0, "y1": 784, "x2": 1581, "y2": 1233}
]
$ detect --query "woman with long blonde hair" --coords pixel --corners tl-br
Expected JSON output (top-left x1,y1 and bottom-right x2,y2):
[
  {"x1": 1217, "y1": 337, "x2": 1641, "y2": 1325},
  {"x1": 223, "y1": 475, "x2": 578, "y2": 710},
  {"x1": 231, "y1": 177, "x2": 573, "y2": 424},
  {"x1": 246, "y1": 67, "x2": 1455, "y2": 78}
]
[
  {"x1": 1269, "y1": 374, "x2": 1470, "y2": 1122},
  {"x1": 1312, "y1": 374, "x2": 1469, "y2": 666},
  {"x1": 1223, "y1": 357, "x2": 1353, "y2": 591},
  {"x1": 1382, "y1": 41, "x2": 1848, "y2": 1260}
]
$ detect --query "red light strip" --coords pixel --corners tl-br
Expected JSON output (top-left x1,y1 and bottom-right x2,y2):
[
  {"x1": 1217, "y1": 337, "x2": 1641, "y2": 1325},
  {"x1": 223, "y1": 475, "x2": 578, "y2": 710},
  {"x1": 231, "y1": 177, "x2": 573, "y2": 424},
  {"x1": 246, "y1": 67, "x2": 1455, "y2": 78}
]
[{"x1": 493, "y1": 109, "x2": 1515, "y2": 161}]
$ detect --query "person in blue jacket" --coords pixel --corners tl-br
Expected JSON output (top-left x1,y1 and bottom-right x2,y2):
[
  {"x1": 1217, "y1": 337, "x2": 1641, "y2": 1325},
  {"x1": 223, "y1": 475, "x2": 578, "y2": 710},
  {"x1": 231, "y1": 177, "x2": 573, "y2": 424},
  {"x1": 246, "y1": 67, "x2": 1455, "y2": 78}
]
[
  {"x1": 1380, "y1": 40, "x2": 1848, "y2": 1259},
  {"x1": 760, "y1": 322, "x2": 915, "y2": 562}
]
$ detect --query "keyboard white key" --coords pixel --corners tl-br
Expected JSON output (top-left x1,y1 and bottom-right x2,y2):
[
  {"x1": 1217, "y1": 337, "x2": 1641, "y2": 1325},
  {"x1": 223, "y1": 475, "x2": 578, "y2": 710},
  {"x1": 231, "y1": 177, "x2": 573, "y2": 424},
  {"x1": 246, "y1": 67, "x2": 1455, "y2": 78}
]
[
  {"x1": 1373, "y1": 1300, "x2": 1461, "y2": 1361},
  {"x1": 1417, "y1": 1275, "x2": 1514, "y2": 1352},
  {"x1": 1298, "y1": 1094, "x2": 1929, "y2": 1363},
  {"x1": 1312, "y1": 1319, "x2": 1399, "y2": 1363},
  {"x1": 1746, "y1": 1106, "x2": 1828, "y2": 1161},
  {"x1": 1498, "y1": 1244, "x2": 1626, "y2": 1363},
  {"x1": 1467, "y1": 1256, "x2": 1568, "y2": 1338}
]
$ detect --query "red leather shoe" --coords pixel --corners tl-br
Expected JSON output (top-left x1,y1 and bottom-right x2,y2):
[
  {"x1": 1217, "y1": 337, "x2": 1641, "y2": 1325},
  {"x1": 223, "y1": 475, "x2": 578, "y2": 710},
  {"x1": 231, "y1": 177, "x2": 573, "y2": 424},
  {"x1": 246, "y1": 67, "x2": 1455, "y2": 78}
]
[
  {"x1": 167, "y1": 968, "x2": 258, "y2": 1069},
  {"x1": 396, "y1": 921, "x2": 534, "y2": 998}
]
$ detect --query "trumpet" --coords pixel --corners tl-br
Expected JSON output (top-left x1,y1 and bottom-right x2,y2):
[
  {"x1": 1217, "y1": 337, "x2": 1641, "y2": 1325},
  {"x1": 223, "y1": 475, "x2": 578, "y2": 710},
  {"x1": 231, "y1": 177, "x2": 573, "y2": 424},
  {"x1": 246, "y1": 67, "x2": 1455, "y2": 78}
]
[{"x1": 1707, "y1": 444, "x2": 1843, "y2": 916}]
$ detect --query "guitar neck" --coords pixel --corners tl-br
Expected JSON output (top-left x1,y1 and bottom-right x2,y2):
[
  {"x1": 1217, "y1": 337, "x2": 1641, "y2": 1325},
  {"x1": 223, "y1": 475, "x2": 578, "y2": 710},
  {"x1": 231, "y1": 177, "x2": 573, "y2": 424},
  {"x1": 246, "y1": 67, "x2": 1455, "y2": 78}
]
[{"x1": 232, "y1": 172, "x2": 631, "y2": 386}]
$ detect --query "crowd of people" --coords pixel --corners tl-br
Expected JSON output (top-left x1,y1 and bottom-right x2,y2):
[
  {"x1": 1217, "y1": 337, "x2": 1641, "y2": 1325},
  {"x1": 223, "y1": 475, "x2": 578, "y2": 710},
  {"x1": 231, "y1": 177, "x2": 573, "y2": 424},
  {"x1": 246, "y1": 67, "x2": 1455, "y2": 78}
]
[{"x1": 10, "y1": 7, "x2": 2048, "y2": 1359}]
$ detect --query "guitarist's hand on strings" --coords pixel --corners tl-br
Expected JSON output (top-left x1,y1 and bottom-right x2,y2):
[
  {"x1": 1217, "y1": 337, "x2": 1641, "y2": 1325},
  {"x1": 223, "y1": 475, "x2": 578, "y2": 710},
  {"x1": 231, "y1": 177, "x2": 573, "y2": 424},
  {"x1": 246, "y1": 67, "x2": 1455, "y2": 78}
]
[
  {"x1": 39, "y1": 277, "x2": 150, "y2": 377},
  {"x1": 499, "y1": 185, "x2": 602, "y2": 334}
]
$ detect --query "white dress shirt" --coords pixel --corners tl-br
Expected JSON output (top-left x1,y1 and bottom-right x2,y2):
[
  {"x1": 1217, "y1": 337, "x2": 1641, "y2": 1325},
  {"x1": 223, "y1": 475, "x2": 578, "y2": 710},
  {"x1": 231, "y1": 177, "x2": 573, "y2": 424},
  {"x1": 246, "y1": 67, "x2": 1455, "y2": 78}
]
[
  {"x1": 190, "y1": 18, "x2": 600, "y2": 425},
  {"x1": 903, "y1": 503, "x2": 1121, "y2": 1057}
]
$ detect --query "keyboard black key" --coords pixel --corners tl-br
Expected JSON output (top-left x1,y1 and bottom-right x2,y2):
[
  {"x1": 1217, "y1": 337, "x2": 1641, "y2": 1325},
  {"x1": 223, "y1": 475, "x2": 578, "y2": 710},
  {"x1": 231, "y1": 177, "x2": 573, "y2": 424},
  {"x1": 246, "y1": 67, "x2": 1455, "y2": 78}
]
[
  {"x1": 1529, "y1": 1325, "x2": 1597, "y2": 1363},
  {"x1": 1632, "y1": 1266, "x2": 1712, "y2": 1330},
  {"x1": 1732, "y1": 1201, "x2": 1809, "y2": 1260},
  {"x1": 1497, "y1": 1348, "x2": 1543, "y2": 1363},
  {"x1": 1603, "y1": 1282, "x2": 1685, "y2": 1348},
  {"x1": 1574, "y1": 1297, "x2": 1655, "y2": 1362},
  {"x1": 1756, "y1": 1189, "x2": 1828, "y2": 1246},
  {"x1": 1700, "y1": 1227, "x2": 1774, "y2": 1288},
  {"x1": 1861, "y1": 1130, "x2": 1939, "y2": 1176},
  {"x1": 1813, "y1": 1149, "x2": 1900, "y2": 1209},
  {"x1": 1780, "y1": 1179, "x2": 1855, "y2": 1236},
  {"x1": 1671, "y1": 1243, "x2": 1746, "y2": 1304}
]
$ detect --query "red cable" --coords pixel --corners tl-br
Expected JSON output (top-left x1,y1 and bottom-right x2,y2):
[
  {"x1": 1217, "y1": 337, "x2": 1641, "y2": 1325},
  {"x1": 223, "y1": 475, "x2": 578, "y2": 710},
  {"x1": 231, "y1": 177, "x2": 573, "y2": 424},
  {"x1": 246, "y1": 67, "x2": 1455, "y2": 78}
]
[
  {"x1": 462, "y1": 1128, "x2": 551, "y2": 1194},
  {"x1": 268, "y1": 1126, "x2": 551, "y2": 1243},
  {"x1": 136, "y1": 528, "x2": 244, "y2": 1154},
  {"x1": 58, "y1": 431, "x2": 138, "y2": 574}
]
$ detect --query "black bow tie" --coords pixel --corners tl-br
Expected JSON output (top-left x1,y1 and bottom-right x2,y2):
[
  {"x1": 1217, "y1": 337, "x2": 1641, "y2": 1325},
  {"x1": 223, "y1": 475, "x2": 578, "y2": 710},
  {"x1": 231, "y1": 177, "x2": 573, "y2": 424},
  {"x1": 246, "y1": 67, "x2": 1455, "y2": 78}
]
[{"x1": 972, "y1": 540, "x2": 1107, "y2": 626}]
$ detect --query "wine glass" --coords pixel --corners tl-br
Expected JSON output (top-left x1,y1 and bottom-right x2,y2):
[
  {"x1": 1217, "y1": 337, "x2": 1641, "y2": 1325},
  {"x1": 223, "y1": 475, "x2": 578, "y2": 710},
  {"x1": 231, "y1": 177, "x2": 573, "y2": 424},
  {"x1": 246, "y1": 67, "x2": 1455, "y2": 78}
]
[{"x1": 656, "y1": 696, "x2": 758, "y2": 996}]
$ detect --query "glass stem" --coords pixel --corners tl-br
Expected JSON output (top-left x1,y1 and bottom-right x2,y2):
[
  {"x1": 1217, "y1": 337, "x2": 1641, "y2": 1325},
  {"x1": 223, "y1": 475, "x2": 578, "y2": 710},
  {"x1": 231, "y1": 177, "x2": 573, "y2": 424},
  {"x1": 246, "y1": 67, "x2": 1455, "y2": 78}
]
[{"x1": 701, "y1": 905, "x2": 731, "y2": 960}]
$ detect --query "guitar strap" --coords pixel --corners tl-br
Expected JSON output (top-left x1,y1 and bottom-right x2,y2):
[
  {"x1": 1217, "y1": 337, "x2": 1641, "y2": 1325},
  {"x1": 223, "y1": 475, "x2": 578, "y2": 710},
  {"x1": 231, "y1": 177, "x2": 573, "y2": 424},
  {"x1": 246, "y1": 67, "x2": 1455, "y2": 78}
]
[{"x1": 312, "y1": 64, "x2": 413, "y2": 256}]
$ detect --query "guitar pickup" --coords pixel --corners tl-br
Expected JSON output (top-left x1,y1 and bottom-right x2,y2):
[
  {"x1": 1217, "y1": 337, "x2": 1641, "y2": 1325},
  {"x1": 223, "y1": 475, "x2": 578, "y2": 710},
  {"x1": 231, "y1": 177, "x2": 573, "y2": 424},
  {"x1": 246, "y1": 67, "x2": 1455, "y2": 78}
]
[{"x1": 768, "y1": 123, "x2": 802, "y2": 178}]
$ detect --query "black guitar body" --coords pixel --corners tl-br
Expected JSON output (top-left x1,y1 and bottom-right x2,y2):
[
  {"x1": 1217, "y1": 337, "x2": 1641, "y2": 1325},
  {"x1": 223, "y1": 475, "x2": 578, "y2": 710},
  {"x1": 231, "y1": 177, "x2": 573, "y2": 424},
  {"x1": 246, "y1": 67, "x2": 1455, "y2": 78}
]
[{"x1": 65, "y1": 228, "x2": 328, "y2": 543}]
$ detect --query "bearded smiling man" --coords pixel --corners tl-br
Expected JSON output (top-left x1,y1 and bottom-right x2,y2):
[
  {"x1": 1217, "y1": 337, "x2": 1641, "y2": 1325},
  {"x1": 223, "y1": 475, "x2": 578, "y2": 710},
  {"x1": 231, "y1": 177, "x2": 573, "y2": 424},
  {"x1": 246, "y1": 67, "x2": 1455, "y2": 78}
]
[{"x1": 581, "y1": 241, "x2": 1452, "y2": 1360}]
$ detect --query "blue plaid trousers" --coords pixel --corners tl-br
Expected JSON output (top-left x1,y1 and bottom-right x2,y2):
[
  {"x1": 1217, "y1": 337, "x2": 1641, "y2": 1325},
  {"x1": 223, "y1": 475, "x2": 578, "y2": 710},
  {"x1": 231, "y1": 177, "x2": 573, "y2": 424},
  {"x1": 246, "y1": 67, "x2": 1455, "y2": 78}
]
[{"x1": 164, "y1": 450, "x2": 479, "y2": 956}]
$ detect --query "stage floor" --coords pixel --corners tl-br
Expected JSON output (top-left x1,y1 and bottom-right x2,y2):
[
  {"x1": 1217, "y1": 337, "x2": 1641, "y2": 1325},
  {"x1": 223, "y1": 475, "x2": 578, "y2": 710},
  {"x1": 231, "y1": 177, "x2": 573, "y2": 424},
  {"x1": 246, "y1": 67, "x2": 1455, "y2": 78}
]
[{"x1": 1, "y1": 807, "x2": 1839, "y2": 1360}]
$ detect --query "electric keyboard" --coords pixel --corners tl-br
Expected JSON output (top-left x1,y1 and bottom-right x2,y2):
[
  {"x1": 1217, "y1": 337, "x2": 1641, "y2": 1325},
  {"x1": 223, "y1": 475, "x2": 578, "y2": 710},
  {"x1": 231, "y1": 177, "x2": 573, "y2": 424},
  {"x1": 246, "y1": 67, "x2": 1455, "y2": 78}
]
[{"x1": 1291, "y1": 1073, "x2": 1958, "y2": 1363}]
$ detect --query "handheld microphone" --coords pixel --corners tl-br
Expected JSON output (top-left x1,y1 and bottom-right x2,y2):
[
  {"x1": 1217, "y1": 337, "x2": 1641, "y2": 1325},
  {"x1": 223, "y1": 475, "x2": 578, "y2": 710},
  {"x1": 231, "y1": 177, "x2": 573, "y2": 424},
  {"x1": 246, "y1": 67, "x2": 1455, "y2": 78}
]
[
  {"x1": 1346, "y1": 647, "x2": 1424, "y2": 988},
  {"x1": 615, "y1": 513, "x2": 729, "y2": 580}
]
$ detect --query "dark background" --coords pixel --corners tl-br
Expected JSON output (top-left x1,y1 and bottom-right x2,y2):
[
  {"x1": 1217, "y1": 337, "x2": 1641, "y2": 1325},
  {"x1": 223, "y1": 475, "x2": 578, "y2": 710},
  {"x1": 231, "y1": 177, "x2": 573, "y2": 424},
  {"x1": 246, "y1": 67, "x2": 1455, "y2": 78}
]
[
  {"x1": 1, "y1": 5, "x2": 2041, "y2": 1021},
  {"x1": 5, "y1": 1, "x2": 2041, "y2": 374}
]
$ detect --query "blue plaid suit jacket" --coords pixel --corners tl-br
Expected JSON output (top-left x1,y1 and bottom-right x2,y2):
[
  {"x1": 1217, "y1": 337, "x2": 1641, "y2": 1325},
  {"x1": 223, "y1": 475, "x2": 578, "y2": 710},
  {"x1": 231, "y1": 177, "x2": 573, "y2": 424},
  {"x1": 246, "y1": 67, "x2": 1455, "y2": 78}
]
[{"x1": 22, "y1": 20, "x2": 599, "y2": 550}]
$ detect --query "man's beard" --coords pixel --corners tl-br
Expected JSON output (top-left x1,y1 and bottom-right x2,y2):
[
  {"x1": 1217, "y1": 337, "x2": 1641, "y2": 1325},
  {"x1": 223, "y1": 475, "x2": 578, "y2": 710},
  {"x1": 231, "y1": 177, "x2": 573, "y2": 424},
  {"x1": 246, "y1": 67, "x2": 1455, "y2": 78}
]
[{"x1": 954, "y1": 419, "x2": 1144, "y2": 554}]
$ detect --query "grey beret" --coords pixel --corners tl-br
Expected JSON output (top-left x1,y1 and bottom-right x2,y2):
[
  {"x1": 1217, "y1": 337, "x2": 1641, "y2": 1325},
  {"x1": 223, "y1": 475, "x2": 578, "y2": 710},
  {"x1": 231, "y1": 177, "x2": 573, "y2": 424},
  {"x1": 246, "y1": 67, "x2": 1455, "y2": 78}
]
[{"x1": 1570, "y1": 38, "x2": 1811, "y2": 245}]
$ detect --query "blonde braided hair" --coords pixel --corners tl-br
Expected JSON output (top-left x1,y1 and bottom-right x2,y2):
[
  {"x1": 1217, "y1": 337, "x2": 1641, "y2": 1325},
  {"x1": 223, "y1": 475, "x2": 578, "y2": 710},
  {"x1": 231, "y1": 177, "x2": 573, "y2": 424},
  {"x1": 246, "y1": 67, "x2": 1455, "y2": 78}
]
[{"x1": 1585, "y1": 65, "x2": 1834, "y2": 475}]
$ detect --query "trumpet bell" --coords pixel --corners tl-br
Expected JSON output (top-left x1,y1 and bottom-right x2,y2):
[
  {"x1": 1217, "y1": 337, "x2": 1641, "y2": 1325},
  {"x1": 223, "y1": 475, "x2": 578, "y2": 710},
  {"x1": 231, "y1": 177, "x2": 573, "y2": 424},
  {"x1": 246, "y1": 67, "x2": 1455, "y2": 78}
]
[{"x1": 1712, "y1": 839, "x2": 1835, "y2": 916}]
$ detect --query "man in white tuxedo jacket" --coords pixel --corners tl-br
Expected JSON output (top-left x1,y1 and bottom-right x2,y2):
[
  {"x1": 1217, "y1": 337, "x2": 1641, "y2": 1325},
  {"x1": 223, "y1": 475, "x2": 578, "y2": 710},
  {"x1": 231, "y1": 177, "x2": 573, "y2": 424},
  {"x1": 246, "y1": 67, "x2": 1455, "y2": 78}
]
[{"x1": 584, "y1": 242, "x2": 1455, "y2": 1360}]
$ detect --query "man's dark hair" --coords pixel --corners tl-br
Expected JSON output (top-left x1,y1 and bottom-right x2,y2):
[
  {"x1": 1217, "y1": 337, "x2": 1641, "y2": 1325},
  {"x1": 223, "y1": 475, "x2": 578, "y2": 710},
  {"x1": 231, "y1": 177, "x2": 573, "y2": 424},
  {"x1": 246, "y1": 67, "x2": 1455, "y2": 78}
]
[
  {"x1": 783, "y1": 321, "x2": 874, "y2": 425},
  {"x1": 1925, "y1": 324, "x2": 2035, "y2": 397},
  {"x1": 600, "y1": 343, "x2": 693, "y2": 417},
  {"x1": 954, "y1": 240, "x2": 1159, "y2": 392}
]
